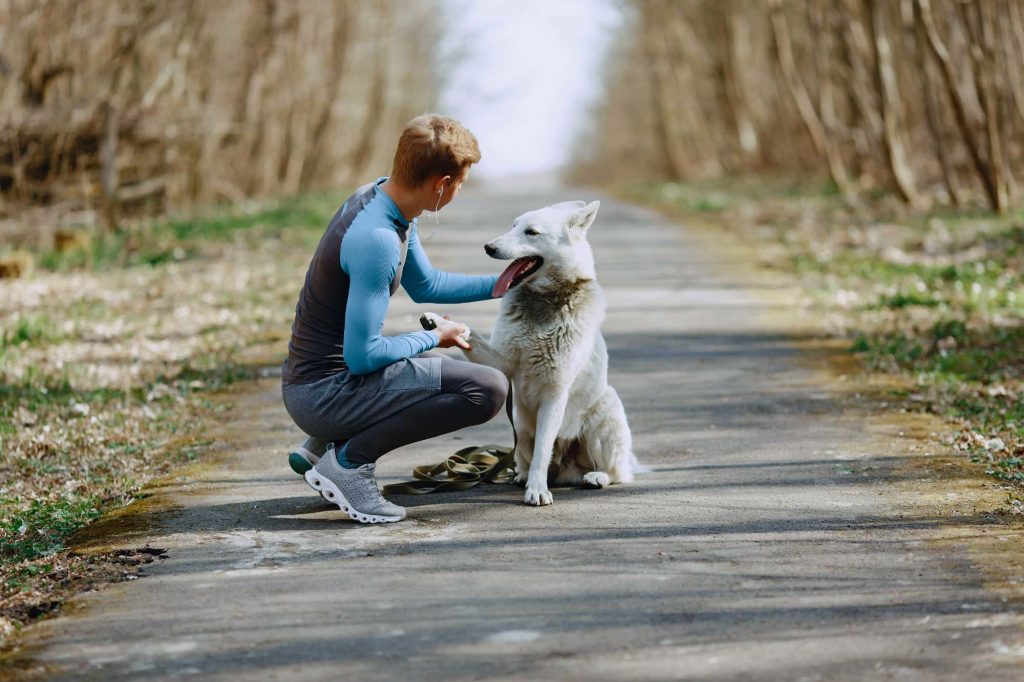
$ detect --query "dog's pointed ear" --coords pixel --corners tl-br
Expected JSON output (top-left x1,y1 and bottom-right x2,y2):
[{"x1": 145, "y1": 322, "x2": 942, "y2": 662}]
[
  {"x1": 552, "y1": 200, "x2": 586, "y2": 212},
  {"x1": 568, "y1": 201, "x2": 600, "y2": 232}
]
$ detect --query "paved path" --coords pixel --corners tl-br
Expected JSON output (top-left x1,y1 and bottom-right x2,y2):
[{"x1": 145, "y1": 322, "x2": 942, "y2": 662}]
[{"x1": 17, "y1": 185, "x2": 1024, "y2": 680}]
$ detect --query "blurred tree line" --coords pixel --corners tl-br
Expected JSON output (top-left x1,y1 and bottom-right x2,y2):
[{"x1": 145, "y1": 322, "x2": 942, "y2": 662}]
[
  {"x1": 574, "y1": 0, "x2": 1024, "y2": 213},
  {"x1": 0, "y1": 0, "x2": 441, "y2": 232}
]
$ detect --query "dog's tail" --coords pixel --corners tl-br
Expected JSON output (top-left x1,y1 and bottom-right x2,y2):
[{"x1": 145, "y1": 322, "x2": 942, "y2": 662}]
[{"x1": 630, "y1": 450, "x2": 652, "y2": 475}]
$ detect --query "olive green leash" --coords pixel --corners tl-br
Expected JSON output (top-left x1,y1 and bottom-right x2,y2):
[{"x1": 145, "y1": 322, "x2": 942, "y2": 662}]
[{"x1": 380, "y1": 442, "x2": 515, "y2": 495}]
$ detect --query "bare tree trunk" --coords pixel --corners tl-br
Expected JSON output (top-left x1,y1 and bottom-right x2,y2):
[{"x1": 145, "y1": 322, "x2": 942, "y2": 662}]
[
  {"x1": 570, "y1": 0, "x2": 1023, "y2": 211},
  {"x1": 348, "y1": 2, "x2": 393, "y2": 182},
  {"x1": 997, "y1": 0, "x2": 1023, "y2": 202},
  {"x1": 870, "y1": 0, "x2": 921, "y2": 206},
  {"x1": 721, "y1": 0, "x2": 760, "y2": 160},
  {"x1": 300, "y1": 2, "x2": 354, "y2": 190},
  {"x1": 663, "y1": 4, "x2": 722, "y2": 176},
  {"x1": 1007, "y1": 0, "x2": 1024, "y2": 126},
  {"x1": 232, "y1": 0, "x2": 275, "y2": 133},
  {"x1": 94, "y1": 2, "x2": 158, "y2": 229},
  {"x1": 177, "y1": 0, "x2": 208, "y2": 204},
  {"x1": 235, "y1": 1, "x2": 275, "y2": 182},
  {"x1": 0, "y1": 1, "x2": 444, "y2": 219},
  {"x1": 975, "y1": 0, "x2": 1013, "y2": 207},
  {"x1": 917, "y1": 0, "x2": 1001, "y2": 211},
  {"x1": 99, "y1": 102, "x2": 119, "y2": 232},
  {"x1": 840, "y1": 0, "x2": 886, "y2": 181},
  {"x1": 643, "y1": 2, "x2": 690, "y2": 180},
  {"x1": 810, "y1": 0, "x2": 856, "y2": 195},
  {"x1": 281, "y1": 10, "x2": 317, "y2": 195},
  {"x1": 913, "y1": 0, "x2": 964, "y2": 206},
  {"x1": 770, "y1": 1, "x2": 854, "y2": 196}
]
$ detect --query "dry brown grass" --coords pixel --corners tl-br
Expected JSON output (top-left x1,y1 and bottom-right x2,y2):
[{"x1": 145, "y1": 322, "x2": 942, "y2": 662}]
[{"x1": 0, "y1": 193, "x2": 338, "y2": 638}]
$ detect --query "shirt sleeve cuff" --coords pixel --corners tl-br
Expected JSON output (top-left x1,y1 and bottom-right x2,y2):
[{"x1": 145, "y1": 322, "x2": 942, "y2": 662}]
[{"x1": 417, "y1": 329, "x2": 441, "y2": 351}]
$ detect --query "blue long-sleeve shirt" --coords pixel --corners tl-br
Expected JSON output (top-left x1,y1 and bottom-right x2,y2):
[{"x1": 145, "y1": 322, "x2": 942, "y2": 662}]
[
  {"x1": 284, "y1": 178, "x2": 497, "y2": 384},
  {"x1": 339, "y1": 182, "x2": 497, "y2": 375}
]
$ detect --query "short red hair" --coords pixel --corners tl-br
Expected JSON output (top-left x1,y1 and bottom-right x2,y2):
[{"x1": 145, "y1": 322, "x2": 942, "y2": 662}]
[{"x1": 391, "y1": 114, "x2": 481, "y2": 187}]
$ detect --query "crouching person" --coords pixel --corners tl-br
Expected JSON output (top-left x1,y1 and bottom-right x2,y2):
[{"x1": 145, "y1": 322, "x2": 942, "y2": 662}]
[{"x1": 280, "y1": 114, "x2": 507, "y2": 523}]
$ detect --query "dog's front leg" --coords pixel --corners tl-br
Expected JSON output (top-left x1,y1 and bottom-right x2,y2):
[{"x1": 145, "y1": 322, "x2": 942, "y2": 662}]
[
  {"x1": 524, "y1": 392, "x2": 569, "y2": 506},
  {"x1": 458, "y1": 331, "x2": 508, "y2": 374}
]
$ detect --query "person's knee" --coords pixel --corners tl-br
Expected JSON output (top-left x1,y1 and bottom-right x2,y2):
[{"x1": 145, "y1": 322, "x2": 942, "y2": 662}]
[{"x1": 471, "y1": 367, "x2": 509, "y2": 421}]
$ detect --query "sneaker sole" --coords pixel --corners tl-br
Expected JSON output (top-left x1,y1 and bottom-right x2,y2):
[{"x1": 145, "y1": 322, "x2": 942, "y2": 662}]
[
  {"x1": 288, "y1": 452, "x2": 315, "y2": 476},
  {"x1": 303, "y1": 469, "x2": 405, "y2": 524}
]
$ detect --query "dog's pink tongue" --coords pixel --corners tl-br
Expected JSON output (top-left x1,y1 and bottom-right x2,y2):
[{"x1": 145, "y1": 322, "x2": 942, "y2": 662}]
[{"x1": 492, "y1": 258, "x2": 531, "y2": 298}]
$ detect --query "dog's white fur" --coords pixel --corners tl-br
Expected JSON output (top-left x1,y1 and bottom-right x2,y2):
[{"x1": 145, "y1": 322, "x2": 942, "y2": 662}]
[{"x1": 427, "y1": 200, "x2": 637, "y2": 506}]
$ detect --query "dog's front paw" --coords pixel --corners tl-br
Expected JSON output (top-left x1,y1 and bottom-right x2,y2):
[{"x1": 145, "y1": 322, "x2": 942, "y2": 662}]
[
  {"x1": 513, "y1": 471, "x2": 528, "y2": 488},
  {"x1": 524, "y1": 484, "x2": 553, "y2": 506}
]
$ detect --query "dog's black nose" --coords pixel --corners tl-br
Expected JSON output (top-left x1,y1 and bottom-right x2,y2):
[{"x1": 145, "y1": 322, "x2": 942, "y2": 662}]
[{"x1": 484, "y1": 244, "x2": 497, "y2": 257}]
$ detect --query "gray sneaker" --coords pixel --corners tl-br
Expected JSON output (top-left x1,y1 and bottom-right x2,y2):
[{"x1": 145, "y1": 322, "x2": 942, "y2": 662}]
[{"x1": 304, "y1": 451, "x2": 406, "y2": 524}]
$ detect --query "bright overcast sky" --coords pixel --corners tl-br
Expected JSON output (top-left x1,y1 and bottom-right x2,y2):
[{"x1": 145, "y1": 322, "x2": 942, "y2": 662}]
[{"x1": 439, "y1": 0, "x2": 621, "y2": 179}]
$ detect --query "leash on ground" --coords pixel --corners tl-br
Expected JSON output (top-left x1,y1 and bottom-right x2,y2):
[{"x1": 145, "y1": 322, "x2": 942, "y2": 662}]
[
  {"x1": 381, "y1": 315, "x2": 517, "y2": 496},
  {"x1": 380, "y1": 393, "x2": 517, "y2": 496}
]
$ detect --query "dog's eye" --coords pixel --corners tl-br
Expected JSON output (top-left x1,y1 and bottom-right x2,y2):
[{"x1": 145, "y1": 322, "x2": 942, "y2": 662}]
[{"x1": 524, "y1": 228, "x2": 540, "y2": 236}]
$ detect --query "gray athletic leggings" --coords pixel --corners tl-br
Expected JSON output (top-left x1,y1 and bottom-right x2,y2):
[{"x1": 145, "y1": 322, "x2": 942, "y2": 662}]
[{"x1": 283, "y1": 353, "x2": 508, "y2": 466}]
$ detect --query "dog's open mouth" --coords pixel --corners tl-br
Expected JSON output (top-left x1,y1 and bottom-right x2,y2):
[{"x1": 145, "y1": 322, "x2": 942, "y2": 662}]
[{"x1": 492, "y1": 256, "x2": 543, "y2": 297}]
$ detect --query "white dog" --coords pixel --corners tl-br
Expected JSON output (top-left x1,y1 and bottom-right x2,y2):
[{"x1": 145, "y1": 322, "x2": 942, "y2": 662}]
[{"x1": 427, "y1": 200, "x2": 638, "y2": 506}]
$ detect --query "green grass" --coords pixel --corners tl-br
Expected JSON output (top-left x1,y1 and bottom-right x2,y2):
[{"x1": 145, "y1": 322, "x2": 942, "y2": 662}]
[
  {"x1": 0, "y1": 497, "x2": 106, "y2": 567},
  {"x1": 983, "y1": 456, "x2": 1024, "y2": 483},
  {"x1": 0, "y1": 380, "x2": 140, "y2": 573},
  {"x1": 165, "y1": 198, "x2": 332, "y2": 242},
  {"x1": 852, "y1": 323, "x2": 1023, "y2": 384},
  {"x1": 0, "y1": 370, "x2": 234, "y2": 572},
  {"x1": 0, "y1": 381, "x2": 131, "y2": 432},
  {"x1": 1, "y1": 314, "x2": 58, "y2": 348},
  {"x1": 874, "y1": 291, "x2": 942, "y2": 310},
  {"x1": 37, "y1": 193, "x2": 337, "y2": 273}
]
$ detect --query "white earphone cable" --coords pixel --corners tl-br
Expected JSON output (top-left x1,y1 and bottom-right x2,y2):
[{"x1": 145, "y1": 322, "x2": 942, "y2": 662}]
[{"x1": 422, "y1": 184, "x2": 444, "y2": 241}]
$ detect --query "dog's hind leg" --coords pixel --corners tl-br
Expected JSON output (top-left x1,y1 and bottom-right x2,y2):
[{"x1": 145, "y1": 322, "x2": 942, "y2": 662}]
[
  {"x1": 567, "y1": 439, "x2": 610, "y2": 489},
  {"x1": 550, "y1": 439, "x2": 586, "y2": 487},
  {"x1": 582, "y1": 469, "x2": 612, "y2": 489},
  {"x1": 510, "y1": 400, "x2": 535, "y2": 487},
  {"x1": 513, "y1": 431, "x2": 534, "y2": 487},
  {"x1": 582, "y1": 387, "x2": 636, "y2": 485}
]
